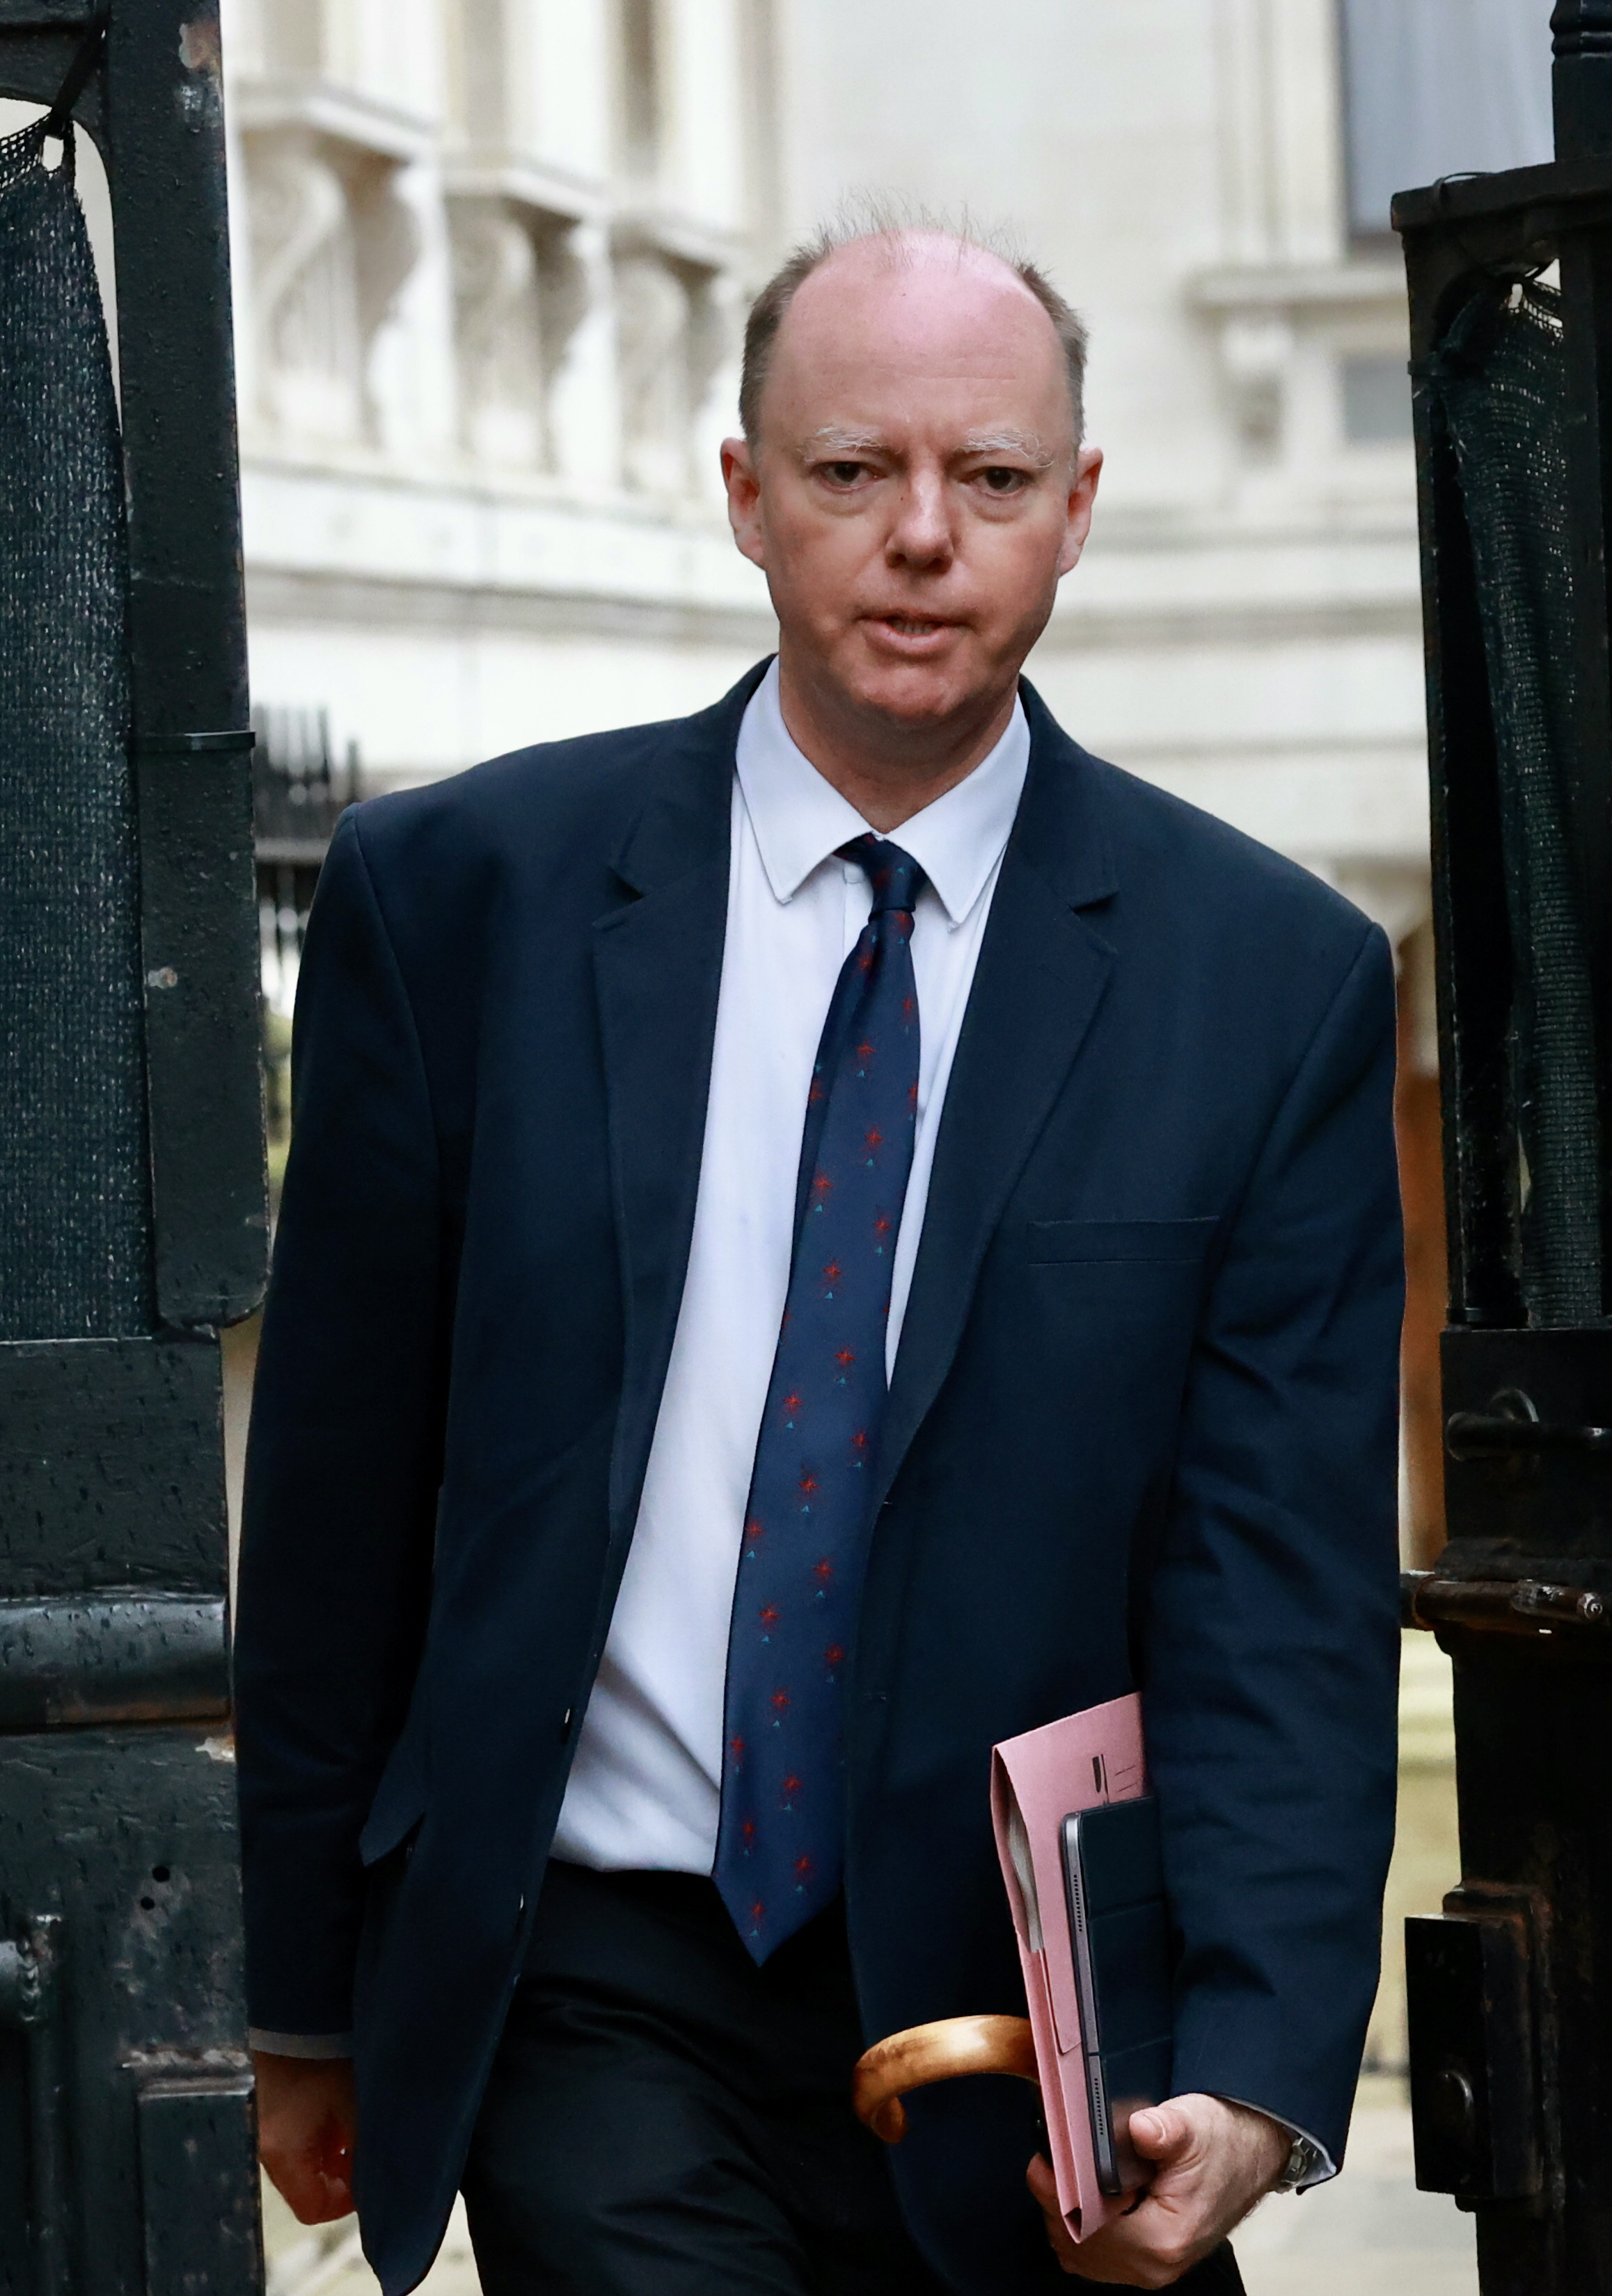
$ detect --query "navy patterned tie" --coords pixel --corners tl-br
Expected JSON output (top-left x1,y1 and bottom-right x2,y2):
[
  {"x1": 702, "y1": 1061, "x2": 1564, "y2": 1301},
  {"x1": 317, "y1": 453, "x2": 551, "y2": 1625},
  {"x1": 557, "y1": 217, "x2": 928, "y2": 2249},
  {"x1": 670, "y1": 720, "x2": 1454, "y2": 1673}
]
[{"x1": 715, "y1": 835, "x2": 924, "y2": 1962}]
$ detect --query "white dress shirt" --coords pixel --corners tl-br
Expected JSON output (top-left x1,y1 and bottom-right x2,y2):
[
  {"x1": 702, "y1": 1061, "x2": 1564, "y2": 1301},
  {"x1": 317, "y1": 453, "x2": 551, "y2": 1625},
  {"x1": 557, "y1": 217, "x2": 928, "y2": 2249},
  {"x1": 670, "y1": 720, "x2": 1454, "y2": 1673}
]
[{"x1": 552, "y1": 662, "x2": 1029, "y2": 1874}]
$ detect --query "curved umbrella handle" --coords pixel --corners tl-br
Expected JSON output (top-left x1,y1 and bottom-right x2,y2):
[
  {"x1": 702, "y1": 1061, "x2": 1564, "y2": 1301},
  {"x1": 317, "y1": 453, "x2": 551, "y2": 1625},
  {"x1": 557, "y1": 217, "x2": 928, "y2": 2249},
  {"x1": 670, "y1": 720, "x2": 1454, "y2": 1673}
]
[{"x1": 852, "y1": 2013, "x2": 1038, "y2": 2143}]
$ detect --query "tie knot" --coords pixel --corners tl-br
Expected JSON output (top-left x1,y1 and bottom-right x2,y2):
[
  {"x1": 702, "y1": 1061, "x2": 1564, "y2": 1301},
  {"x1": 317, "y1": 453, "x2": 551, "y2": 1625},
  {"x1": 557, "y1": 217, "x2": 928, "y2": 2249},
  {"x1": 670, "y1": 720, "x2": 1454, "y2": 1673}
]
[{"x1": 841, "y1": 834, "x2": 925, "y2": 919}]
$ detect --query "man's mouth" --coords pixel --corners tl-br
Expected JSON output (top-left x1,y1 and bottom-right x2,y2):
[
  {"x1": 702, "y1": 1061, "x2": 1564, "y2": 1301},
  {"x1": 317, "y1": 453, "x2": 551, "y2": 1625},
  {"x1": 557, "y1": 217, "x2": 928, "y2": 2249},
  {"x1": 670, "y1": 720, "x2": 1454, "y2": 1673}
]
[{"x1": 871, "y1": 614, "x2": 953, "y2": 638}]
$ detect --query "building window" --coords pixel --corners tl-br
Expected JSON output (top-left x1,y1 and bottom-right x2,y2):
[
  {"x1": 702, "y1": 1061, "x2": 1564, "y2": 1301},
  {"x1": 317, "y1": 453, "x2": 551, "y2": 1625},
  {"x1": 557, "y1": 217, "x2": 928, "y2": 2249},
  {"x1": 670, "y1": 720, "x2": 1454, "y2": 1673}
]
[
  {"x1": 619, "y1": 0, "x2": 662, "y2": 182},
  {"x1": 1341, "y1": 351, "x2": 1413, "y2": 445},
  {"x1": 1339, "y1": 0, "x2": 1554, "y2": 239}
]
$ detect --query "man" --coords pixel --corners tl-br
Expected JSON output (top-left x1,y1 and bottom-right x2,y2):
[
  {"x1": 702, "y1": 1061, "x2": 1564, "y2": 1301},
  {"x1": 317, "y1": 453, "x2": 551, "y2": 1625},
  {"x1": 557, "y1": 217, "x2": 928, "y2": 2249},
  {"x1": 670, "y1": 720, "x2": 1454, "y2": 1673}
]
[{"x1": 237, "y1": 221, "x2": 1402, "y2": 2295}]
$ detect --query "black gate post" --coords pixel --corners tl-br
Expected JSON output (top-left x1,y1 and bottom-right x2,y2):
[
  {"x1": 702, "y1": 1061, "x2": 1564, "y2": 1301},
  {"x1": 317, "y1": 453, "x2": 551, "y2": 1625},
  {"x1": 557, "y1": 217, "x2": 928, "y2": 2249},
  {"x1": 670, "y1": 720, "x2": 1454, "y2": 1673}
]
[
  {"x1": 1395, "y1": 5, "x2": 1612, "y2": 2290},
  {"x1": 0, "y1": 2, "x2": 267, "y2": 2290}
]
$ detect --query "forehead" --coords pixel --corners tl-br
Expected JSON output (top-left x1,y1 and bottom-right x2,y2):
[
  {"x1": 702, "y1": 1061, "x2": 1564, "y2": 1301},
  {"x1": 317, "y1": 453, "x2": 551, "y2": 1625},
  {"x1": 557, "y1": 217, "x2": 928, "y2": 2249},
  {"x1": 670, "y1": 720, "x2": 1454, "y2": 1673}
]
[{"x1": 768, "y1": 237, "x2": 1070, "y2": 436}]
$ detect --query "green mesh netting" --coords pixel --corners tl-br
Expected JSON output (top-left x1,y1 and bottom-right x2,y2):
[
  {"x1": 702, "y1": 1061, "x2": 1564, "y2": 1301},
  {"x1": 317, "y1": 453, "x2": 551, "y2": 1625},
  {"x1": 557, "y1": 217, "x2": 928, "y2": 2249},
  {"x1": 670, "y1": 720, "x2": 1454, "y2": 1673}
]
[
  {"x1": 1431, "y1": 278, "x2": 1602, "y2": 1326},
  {"x1": 0, "y1": 120, "x2": 150, "y2": 1338}
]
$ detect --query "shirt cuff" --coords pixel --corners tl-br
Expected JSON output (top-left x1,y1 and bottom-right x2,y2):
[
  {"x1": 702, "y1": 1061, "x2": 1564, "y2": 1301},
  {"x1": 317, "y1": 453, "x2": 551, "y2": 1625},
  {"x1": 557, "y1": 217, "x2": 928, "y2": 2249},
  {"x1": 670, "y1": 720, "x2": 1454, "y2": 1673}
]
[
  {"x1": 1216, "y1": 2096, "x2": 1336, "y2": 2190},
  {"x1": 248, "y1": 2028, "x2": 354, "y2": 2059}
]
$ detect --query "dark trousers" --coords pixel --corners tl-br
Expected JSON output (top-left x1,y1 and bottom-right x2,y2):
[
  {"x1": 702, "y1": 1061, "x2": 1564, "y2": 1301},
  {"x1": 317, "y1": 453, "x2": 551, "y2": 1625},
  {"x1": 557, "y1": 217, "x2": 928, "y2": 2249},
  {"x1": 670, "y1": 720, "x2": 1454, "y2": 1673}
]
[{"x1": 461, "y1": 1860, "x2": 1244, "y2": 2296}]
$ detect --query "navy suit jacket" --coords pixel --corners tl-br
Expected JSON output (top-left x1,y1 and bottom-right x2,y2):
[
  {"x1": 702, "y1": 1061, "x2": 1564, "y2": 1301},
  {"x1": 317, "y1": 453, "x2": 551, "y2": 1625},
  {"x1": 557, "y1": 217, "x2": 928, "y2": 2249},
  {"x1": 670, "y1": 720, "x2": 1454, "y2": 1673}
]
[{"x1": 235, "y1": 665, "x2": 1403, "y2": 2295}]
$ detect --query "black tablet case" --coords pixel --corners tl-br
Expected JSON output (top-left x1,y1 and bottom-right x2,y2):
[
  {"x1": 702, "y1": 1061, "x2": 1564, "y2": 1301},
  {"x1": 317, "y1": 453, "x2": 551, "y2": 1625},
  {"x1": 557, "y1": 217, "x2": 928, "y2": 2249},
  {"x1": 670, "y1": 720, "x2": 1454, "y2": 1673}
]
[{"x1": 1060, "y1": 1794, "x2": 1174, "y2": 2191}]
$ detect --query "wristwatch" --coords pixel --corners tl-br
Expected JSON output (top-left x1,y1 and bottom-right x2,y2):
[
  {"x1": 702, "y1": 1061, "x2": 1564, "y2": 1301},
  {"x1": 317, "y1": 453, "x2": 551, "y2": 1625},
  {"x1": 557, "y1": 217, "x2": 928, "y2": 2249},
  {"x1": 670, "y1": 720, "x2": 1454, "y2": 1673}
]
[{"x1": 1275, "y1": 2132, "x2": 1325, "y2": 2191}]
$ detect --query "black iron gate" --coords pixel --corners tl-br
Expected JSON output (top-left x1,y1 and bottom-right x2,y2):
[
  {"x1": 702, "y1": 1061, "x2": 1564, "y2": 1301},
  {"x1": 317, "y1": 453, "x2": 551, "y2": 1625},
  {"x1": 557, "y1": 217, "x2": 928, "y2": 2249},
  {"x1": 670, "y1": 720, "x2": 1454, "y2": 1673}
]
[
  {"x1": 0, "y1": 3, "x2": 265, "y2": 2290},
  {"x1": 1398, "y1": 3, "x2": 1612, "y2": 2288}
]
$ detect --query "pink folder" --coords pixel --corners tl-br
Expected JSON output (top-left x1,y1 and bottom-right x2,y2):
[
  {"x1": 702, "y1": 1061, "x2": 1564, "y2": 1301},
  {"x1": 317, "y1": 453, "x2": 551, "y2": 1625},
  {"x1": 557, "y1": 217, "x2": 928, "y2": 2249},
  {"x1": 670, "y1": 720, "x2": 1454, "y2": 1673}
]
[{"x1": 990, "y1": 1692, "x2": 1148, "y2": 2244}]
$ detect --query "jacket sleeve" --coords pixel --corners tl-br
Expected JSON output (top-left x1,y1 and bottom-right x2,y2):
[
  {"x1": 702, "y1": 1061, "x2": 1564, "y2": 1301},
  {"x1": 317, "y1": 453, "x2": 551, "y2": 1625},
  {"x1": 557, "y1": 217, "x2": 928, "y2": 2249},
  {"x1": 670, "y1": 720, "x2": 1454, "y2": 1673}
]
[
  {"x1": 234, "y1": 810, "x2": 447, "y2": 2041},
  {"x1": 1145, "y1": 921, "x2": 1404, "y2": 2167}
]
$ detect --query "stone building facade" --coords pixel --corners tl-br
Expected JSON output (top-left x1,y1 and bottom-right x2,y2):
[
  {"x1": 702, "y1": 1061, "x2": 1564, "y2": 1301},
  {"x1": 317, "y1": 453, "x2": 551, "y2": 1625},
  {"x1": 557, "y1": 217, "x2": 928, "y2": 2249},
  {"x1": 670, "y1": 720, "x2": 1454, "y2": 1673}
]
[{"x1": 223, "y1": 0, "x2": 780, "y2": 775}]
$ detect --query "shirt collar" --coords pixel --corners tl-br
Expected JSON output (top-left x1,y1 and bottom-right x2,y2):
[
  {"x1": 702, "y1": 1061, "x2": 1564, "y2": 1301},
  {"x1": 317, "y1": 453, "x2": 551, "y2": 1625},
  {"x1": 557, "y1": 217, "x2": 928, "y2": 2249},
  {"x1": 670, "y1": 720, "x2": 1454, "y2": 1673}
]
[{"x1": 733, "y1": 658, "x2": 1029, "y2": 928}]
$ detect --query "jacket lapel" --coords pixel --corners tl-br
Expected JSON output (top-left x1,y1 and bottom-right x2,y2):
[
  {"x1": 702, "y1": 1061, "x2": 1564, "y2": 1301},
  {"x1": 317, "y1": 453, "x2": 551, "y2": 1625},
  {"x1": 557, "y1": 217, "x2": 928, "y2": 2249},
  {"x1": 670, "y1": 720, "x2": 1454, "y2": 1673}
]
[
  {"x1": 592, "y1": 666, "x2": 765, "y2": 1536},
  {"x1": 874, "y1": 689, "x2": 1120, "y2": 1502}
]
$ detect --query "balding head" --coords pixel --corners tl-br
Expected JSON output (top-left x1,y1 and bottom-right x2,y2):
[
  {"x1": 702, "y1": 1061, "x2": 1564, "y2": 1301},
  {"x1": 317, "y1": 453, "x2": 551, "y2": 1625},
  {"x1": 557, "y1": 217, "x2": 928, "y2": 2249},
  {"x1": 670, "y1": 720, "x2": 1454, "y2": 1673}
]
[
  {"x1": 741, "y1": 219, "x2": 1087, "y2": 450},
  {"x1": 719, "y1": 212, "x2": 1102, "y2": 825}
]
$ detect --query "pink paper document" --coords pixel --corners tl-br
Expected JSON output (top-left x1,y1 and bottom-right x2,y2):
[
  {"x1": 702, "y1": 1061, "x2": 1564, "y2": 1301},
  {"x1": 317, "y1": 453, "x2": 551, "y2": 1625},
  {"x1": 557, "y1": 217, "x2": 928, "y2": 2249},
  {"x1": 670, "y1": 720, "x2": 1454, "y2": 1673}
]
[{"x1": 990, "y1": 1693, "x2": 1148, "y2": 2244}]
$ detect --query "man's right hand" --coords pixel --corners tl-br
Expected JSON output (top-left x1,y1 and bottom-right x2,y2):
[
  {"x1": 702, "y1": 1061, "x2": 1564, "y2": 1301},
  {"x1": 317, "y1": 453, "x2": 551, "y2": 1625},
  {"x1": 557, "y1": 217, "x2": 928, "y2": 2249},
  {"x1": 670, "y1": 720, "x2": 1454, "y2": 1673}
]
[{"x1": 255, "y1": 2052, "x2": 358, "y2": 2223}]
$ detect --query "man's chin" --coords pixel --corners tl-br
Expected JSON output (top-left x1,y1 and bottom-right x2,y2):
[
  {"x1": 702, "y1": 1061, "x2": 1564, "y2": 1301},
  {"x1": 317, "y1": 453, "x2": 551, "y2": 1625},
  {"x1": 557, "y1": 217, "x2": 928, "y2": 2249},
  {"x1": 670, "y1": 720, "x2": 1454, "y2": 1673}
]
[{"x1": 830, "y1": 644, "x2": 993, "y2": 739}]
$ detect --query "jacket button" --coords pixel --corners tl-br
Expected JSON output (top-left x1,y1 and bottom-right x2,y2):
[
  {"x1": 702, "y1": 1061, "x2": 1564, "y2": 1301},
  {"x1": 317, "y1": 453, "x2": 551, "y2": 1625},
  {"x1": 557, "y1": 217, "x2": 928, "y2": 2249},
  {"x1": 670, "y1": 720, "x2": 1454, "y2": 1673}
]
[{"x1": 559, "y1": 1707, "x2": 574, "y2": 1741}]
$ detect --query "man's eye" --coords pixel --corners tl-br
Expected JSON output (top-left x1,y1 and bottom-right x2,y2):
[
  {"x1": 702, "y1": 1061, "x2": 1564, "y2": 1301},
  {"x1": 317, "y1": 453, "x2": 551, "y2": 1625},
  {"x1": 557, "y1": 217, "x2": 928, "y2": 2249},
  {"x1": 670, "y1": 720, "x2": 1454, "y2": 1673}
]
[
  {"x1": 823, "y1": 461, "x2": 868, "y2": 485},
  {"x1": 979, "y1": 466, "x2": 1027, "y2": 494}
]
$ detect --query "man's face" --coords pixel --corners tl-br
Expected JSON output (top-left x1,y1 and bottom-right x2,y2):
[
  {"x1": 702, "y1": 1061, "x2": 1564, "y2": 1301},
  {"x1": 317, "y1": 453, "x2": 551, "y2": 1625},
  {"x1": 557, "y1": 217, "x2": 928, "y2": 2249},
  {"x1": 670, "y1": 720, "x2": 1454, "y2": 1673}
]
[{"x1": 722, "y1": 238, "x2": 1102, "y2": 747}]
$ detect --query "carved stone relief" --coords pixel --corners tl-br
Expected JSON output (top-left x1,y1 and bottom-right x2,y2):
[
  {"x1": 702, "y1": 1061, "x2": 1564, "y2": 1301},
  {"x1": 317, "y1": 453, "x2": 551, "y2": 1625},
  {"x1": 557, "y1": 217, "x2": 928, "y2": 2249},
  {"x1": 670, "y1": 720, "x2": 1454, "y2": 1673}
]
[
  {"x1": 615, "y1": 249, "x2": 693, "y2": 495},
  {"x1": 448, "y1": 197, "x2": 606, "y2": 470},
  {"x1": 449, "y1": 198, "x2": 546, "y2": 466},
  {"x1": 542, "y1": 219, "x2": 620, "y2": 488},
  {"x1": 244, "y1": 127, "x2": 422, "y2": 447},
  {"x1": 686, "y1": 266, "x2": 743, "y2": 506},
  {"x1": 247, "y1": 129, "x2": 364, "y2": 440}
]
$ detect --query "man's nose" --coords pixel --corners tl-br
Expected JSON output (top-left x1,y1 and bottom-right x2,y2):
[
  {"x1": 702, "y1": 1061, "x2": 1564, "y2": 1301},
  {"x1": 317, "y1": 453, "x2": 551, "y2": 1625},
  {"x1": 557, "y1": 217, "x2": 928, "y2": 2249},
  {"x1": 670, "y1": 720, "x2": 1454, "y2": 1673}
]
[{"x1": 885, "y1": 470, "x2": 955, "y2": 571}]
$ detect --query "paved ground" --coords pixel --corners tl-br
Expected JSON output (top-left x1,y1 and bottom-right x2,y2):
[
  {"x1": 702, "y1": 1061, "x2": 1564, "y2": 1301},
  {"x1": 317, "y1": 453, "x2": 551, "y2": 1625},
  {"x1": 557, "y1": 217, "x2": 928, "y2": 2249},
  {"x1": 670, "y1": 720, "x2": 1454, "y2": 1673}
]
[
  {"x1": 1237, "y1": 2091, "x2": 1477, "y2": 2296},
  {"x1": 262, "y1": 2187, "x2": 480, "y2": 2296}
]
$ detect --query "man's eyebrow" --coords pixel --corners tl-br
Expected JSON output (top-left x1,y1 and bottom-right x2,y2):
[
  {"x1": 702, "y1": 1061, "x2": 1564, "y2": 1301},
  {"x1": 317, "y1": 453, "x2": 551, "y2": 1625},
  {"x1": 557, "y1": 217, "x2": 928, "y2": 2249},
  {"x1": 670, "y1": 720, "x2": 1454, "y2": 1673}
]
[
  {"x1": 796, "y1": 424, "x2": 1059, "y2": 469},
  {"x1": 802, "y1": 425, "x2": 889, "y2": 458},
  {"x1": 961, "y1": 429, "x2": 1056, "y2": 468}
]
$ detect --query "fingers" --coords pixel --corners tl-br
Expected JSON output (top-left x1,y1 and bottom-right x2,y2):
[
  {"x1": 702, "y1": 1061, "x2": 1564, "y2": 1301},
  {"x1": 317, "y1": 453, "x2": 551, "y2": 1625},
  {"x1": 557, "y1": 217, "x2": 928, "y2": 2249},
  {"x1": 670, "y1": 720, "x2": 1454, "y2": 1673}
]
[
  {"x1": 254, "y1": 2053, "x2": 358, "y2": 2227},
  {"x1": 1025, "y1": 2155, "x2": 1084, "y2": 2274},
  {"x1": 1025, "y1": 2094, "x2": 1290, "y2": 2287},
  {"x1": 262, "y1": 2150, "x2": 354, "y2": 2226},
  {"x1": 1062, "y1": 2214, "x2": 1206, "y2": 2289},
  {"x1": 260, "y1": 2108, "x2": 354, "y2": 2224}
]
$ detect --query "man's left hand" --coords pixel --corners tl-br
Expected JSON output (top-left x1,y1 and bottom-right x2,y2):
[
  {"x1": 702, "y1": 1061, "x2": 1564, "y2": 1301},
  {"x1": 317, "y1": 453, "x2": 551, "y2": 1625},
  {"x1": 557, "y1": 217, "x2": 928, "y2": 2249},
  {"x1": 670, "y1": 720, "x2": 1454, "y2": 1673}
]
[{"x1": 1027, "y1": 2093, "x2": 1289, "y2": 2286}]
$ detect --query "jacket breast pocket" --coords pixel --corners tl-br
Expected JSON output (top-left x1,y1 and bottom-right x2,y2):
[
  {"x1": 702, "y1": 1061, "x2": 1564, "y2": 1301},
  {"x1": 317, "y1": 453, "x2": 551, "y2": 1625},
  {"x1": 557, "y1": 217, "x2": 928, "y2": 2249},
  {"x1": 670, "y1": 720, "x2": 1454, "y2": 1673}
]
[{"x1": 1025, "y1": 1216, "x2": 1219, "y2": 1267}]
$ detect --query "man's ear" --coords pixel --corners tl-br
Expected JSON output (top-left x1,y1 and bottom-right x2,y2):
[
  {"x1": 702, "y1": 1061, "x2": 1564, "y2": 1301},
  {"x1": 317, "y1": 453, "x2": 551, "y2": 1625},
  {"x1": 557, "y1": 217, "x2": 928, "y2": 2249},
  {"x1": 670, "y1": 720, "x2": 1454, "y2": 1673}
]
[
  {"x1": 722, "y1": 435, "x2": 766, "y2": 569},
  {"x1": 1057, "y1": 444, "x2": 1103, "y2": 578}
]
